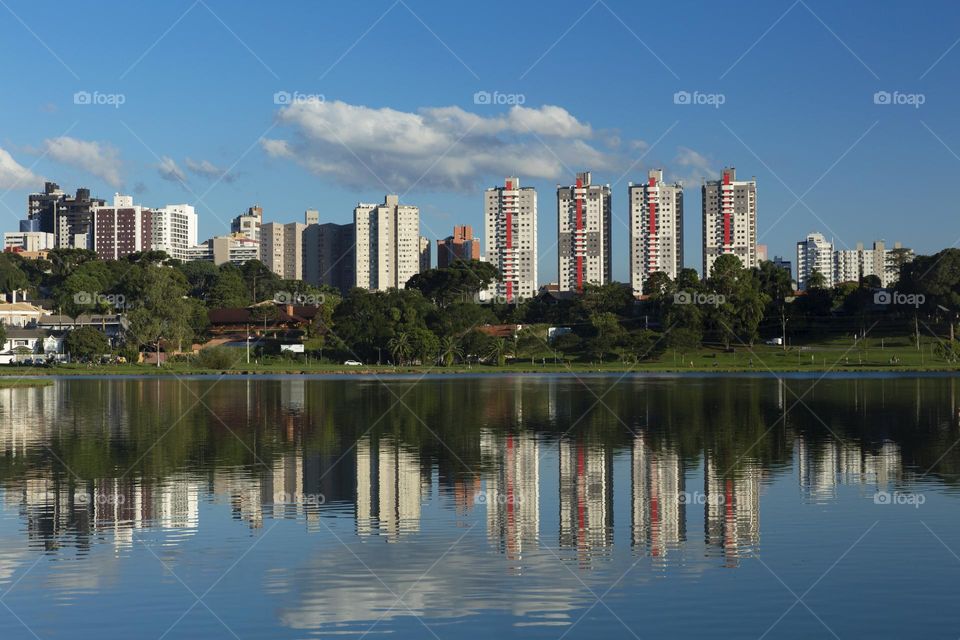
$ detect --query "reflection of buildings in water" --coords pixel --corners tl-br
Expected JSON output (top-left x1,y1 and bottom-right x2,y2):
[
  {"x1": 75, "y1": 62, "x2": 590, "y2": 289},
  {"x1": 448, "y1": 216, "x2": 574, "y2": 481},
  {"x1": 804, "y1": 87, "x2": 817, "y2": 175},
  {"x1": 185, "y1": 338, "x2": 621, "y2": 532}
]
[
  {"x1": 11, "y1": 475, "x2": 199, "y2": 551},
  {"x1": 559, "y1": 440, "x2": 613, "y2": 563},
  {"x1": 704, "y1": 457, "x2": 760, "y2": 565},
  {"x1": 356, "y1": 436, "x2": 424, "y2": 539},
  {"x1": 262, "y1": 449, "x2": 304, "y2": 519},
  {"x1": 213, "y1": 468, "x2": 264, "y2": 528},
  {"x1": 449, "y1": 475, "x2": 482, "y2": 516},
  {"x1": 281, "y1": 379, "x2": 306, "y2": 412},
  {"x1": 631, "y1": 434, "x2": 685, "y2": 557},
  {"x1": 303, "y1": 443, "x2": 357, "y2": 522},
  {"x1": 0, "y1": 386, "x2": 57, "y2": 457},
  {"x1": 480, "y1": 430, "x2": 540, "y2": 561},
  {"x1": 797, "y1": 438, "x2": 903, "y2": 498}
]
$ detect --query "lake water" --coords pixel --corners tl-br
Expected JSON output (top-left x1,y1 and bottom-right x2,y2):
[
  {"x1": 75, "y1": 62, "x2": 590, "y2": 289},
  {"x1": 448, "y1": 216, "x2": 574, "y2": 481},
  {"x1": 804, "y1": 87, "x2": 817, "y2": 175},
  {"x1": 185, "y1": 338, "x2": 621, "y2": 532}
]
[{"x1": 0, "y1": 374, "x2": 958, "y2": 639}]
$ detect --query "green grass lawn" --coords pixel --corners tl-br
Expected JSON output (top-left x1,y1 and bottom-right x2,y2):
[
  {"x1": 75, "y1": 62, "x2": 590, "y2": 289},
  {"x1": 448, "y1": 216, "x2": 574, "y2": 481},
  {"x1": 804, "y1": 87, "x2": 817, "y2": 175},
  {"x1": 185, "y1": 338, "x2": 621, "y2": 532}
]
[
  {"x1": 0, "y1": 335, "x2": 956, "y2": 377},
  {"x1": 0, "y1": 377, "x2": 54, "y2": 388}
]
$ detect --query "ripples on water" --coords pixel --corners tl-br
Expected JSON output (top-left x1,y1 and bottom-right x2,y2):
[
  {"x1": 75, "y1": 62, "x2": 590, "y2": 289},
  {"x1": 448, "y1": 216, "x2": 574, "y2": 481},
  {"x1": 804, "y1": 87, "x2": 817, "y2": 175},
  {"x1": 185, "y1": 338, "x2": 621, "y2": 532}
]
[{"x1": 0, "y1": 375, "x2": 957, "y2": 638}]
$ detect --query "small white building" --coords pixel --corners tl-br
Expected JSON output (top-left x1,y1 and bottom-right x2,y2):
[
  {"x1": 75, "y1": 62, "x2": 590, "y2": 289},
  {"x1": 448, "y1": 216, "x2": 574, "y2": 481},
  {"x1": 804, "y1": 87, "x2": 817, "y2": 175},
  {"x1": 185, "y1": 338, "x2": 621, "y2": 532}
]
[
  {"x1": 0, "y1": 328, "x2": 65, "y2": 364},
  {"x1": 0, "y1": 294, "x2": 50, "y2": 327}
]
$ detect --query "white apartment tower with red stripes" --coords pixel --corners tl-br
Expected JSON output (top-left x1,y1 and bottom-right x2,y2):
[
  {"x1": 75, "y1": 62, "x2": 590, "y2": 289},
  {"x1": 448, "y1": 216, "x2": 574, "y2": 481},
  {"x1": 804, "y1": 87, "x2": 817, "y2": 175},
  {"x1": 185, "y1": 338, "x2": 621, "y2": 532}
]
[
  {"x1": 484, "y1": 177, "x2": 538, "y2": 302},
  {"x1": 629, "y1": 169, "x2": 684, "y2": 296},
  {"x1": 557, "y1": 171, "x2": 612, "y2": 292},
  {"x1": 702, "y1": 167, "x2": 757, "y2": 278}
]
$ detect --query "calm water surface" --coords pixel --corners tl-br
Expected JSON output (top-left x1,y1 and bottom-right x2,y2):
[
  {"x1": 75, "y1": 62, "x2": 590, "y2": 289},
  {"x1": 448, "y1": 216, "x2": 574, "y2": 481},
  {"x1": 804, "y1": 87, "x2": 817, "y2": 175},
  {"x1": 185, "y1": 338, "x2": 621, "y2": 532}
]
[{"x1": 0, "y1": 374, "x2": 959, "y2": 639}]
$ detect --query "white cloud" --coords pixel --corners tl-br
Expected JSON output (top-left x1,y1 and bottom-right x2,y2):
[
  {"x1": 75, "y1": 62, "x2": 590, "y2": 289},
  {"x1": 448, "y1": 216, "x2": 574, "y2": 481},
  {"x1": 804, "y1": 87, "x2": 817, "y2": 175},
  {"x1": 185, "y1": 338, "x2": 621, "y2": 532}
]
[
  {"x1": 185, "y1": 157, "x2": 235, "y2": 183},
  {"x1": 0, "y1": 147, "x2": 42, "y2": 189},
  {"x1": 42, "y1": 137, "x2": 123, "y2": 187},
  {"x1": 261, "y1": 100, "x2": 621, "y2": 192},
  {"x1": 673, "y1": 146, "x2": 715, "y2": 184},
  {"x1": 158, "y1": 156, "x2": 187, "y2": 183}
]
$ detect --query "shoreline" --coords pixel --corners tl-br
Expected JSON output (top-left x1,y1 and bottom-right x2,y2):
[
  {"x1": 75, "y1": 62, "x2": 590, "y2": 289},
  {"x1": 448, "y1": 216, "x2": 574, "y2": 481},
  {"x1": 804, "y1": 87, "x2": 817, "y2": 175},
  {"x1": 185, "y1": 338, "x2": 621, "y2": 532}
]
[{"x1": 1, "y1": 365, "x2": 958, "y2": 379}]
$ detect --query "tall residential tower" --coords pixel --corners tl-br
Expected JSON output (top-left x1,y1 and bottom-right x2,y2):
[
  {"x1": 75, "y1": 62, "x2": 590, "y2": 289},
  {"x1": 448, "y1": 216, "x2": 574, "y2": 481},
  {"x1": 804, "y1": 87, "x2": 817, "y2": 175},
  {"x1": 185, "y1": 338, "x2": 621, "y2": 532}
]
[
  {"x1": 484, "y1": 177, "x2": 538, "y2": 302},
  {"x1": 557, "y1": 171, "x2": 611, "y2": 292},
  {"x1": 702, "y1": 167, "x2": 757, "y2": 278},
  {"x1": 629, "y1": 169, "x2": 683, "y2": 296},
  {"x1": 354, "y1": 195, "x2": 420, "y2": 291}
]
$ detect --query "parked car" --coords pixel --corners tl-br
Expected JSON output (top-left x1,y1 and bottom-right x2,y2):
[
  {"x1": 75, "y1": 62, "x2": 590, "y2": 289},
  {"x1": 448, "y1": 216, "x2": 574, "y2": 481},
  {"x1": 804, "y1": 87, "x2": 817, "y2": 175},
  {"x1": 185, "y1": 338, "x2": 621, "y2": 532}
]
[
  {"x1": 343, "y1": 360, "x2": 362, "y2": 366},
  {"x1": 765, "y1": 337, "x2": 783, "y2": 346}
]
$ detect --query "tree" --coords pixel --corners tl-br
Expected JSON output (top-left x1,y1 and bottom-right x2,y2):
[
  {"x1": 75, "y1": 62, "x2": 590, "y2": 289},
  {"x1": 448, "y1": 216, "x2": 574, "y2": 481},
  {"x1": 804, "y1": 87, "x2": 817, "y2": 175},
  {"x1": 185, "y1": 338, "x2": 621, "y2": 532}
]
[
  {"x1": 388, "y1": 332, "x2": 412, "y2": 365},
  {"x1": 807, "y1": 269, "x2": 828, "y2": 290},
  {"x1": 485, "y1": 337, "x2": 511, "y2": 366},
  {"x1": 706, "y1": 255, "x2": 767, "y2": 347},
  {"x1": 553, "y1": 332, "x2": 582, "y2": 358},
  {"x1": 0, "y1": 256, "x2": 28, "y2": 294},
  {"x1": 64, "y1": 327, "x2": 110, "y2": 361},
  {"x1": 667, "y1": 326, "x2": 703, "y2": 361},
  {"x1": 755, "y1": 260, "x2": 794, "y2": 349},
  {"x1": 0, "y1": 323, "x2": 6, "y2": 348},
  {"x1": 410, "y1": 328, "x2": 440, "y2": 365},
  {"x1": 126, "y1": 266, "x2": 192, "y2": 366},
  {"x1": 406, "y1": 260, "x2": 499, "y2": 308},
  {"x1": 241, "y1": 260, "x2": 280, "y2": 302},
  {"x1": 439, "y1": 335, "x2": 462, "y2": 367},
  {"x1": 177, "y1": 260, "x2": 220, "y2": 299},
  {"x1": 47, "y1": 249, "x2": 97, "y2": 279},
  {"x1": 581, "y1": 282, "x2": 633, "y2": 316},
  {"x1": 643, "y1": 271, "x2": 675, "y2": 298},
  {"x1": 209, "y1": 265, "x2": 250, "y2": 308}
]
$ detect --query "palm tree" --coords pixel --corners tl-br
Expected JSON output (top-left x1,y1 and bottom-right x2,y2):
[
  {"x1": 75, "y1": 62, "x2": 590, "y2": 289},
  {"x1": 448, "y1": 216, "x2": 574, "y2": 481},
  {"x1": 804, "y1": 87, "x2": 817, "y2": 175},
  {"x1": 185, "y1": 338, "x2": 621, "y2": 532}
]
[
  {"x1": 485, "y1": 337, "x2": 510, "y2": 367},
  {"x1": 388, "y1": 332, "x2": 411, "y2": 366},
  {"x1": 439, "y1": 336, "x2": 462, "y2": 367}
]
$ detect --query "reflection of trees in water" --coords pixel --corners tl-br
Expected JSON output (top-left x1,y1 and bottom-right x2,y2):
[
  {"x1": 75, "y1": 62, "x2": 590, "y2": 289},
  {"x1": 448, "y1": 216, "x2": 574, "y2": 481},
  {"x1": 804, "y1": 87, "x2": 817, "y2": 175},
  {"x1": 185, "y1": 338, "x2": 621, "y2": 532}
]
[{"x1": 0, "y1": 375, "x2": 954, "y2": 556}]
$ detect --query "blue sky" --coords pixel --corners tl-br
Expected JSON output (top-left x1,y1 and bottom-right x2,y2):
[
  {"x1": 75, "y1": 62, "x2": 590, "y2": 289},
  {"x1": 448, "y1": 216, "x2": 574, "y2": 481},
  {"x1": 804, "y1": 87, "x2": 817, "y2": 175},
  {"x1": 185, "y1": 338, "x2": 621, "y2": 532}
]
[{"x1": 0, "y1": 0, "x2": 958, "y2": 282}]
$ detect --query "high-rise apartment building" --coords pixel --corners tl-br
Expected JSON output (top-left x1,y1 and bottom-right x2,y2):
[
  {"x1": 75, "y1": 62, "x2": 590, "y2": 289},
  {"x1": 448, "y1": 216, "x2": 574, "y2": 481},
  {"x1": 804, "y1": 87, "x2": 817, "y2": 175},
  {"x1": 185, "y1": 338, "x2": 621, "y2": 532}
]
[
  {"x1": 26, "y1": 182, "x2": 65, "y2": 234},
  {"x1": 231, "y1": 205, "x2": 262, "y2": 242},
  {"x1": 209, "y1": 235, "x2": 260, "y2": 265},
  {"x1": 484, "y1": 177, "x2": 538, "y2": 302},
  {"x1": 354, "y1": 195, "x2": 420, "y2": 291},
  {"x1": 437, "y1": 225, "x2": 481, "y2": 268},
  {"x1": 557, "y1": 171, "x2": 611, "y2": 292},
  {"x1": 91, "y1": 194, "x2": 153, "y2": 260},
  {"x1": 834, "y1": 240, "x2": 912, "y2": 288},
  {"x1": 702, "y1": 167, "x2": 757, "y2": 277},
  {"x1": 796, "y1": 232, "x2": 834, "y2": 290},
  {"x1": 56, "y1": 187, "x2": 106, "y2": 249},
  {"x1": 152, "y1": 204, "x2": 198, "y2": 261},
  {"x1": 303, "y1": 219, "x2": 355, "y2": 294},
  {"x1": 629, "y1": 169, "x2": 683, "y2": 295},
  {"x1": 419, "y1": 236, "x2": 431, "y2": 273},
  {"x1": 260, "y1": 221, "x2": 306, "y2": 280}
]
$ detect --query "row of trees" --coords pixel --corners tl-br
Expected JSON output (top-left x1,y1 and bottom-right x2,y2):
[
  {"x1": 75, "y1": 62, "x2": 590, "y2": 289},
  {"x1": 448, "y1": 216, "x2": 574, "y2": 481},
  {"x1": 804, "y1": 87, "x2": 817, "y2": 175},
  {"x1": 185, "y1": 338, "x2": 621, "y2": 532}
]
[{"x1": 4, "y1": 245, "x2": 960, "y2": 365}]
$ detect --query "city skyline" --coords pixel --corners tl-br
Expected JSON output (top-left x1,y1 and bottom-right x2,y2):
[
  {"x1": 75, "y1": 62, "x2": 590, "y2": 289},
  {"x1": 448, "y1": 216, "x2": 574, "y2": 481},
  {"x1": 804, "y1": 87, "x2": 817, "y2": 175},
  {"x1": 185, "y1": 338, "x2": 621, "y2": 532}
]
[{"x1": 0, "y1": 1, "x2": 957, "y2": 284}]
